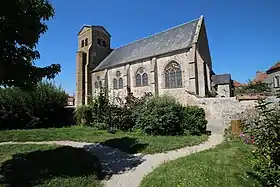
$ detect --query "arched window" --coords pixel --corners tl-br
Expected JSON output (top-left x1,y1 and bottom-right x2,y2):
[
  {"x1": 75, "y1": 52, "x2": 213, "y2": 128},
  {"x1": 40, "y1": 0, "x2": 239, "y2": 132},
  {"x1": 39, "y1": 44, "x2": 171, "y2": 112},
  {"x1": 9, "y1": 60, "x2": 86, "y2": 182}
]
[
  {"x1": 81, "y1": 40, "x2": 84, "y2": 47},
  {"x1": 142, "y1": 73, "x2": 148, "y2": 86},
  {"x1": 113, "y1": 78, "x2": 117, "y2": 90},
  {"x1": 136, "y1": 74, "x2": 141, "y2": 87},
  {"x1": 85, "y1": 38, "x2": 88, "y2": 46},
  {"x1": 102, "y1": 40, "x2": 106, "y2": 47},
  {"x1": 97, "y1": 38, "x2": 101, "y2": 46},
  {"x1": 112, "y1": 71, "x2": 124, "y2": 90},
  {"x1": 119, "y1": 78, "x2": 123, "y2": 89},
  {"x1": 164, "y1": 61, "x2": 182, "y2": 88},
  {"x1": 135, "y1": 67, "x2": 148, "y2": 87}
]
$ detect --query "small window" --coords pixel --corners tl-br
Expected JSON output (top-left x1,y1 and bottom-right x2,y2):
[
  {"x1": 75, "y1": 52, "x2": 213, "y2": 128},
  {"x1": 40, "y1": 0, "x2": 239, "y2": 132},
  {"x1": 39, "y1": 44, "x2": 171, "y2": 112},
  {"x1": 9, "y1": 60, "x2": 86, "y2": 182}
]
[
  {"x1": 85, "y1": 38, "x2": 88, "y2": 46},
  {"x1": 97, "y1": 38, "x2": 101, "y2": 46},
  {"x1": 119, "y1": 78, "x2": 123, "y2": 89},
  {"x1": 116, "y1": 71, "x2": 121, "y2": 77},
  {"x1": 113, "y1": 78, "x2": 117, "y2": 89},
  {"x1": 102, "y1": 40, "x2": 106, "y2": 47},
  {"x1": 99, "y1": 81, "x2": 102, "y2": 88},
  {"x1": 81, "y1": 40, "x2": 84, "y2": 47},
  {"x1": 95, "y1": 81, "x2": 99, "y2": 88},
  {"x1": 274, "y1": 76, "x2": 280, "y2": 88}
]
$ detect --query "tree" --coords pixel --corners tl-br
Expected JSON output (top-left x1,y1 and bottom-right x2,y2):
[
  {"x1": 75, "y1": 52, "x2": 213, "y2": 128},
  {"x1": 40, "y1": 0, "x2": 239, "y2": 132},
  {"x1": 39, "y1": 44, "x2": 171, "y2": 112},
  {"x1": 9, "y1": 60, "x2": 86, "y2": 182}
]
[{"x1": 0, "y1": 0, "x2": 61, "y2": 89}]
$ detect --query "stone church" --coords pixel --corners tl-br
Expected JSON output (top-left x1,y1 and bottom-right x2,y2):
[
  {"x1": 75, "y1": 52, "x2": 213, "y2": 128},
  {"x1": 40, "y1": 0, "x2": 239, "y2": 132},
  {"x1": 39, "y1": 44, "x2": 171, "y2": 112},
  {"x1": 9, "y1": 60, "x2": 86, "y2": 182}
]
[{"x1": 76, "y1": 16, "x2": 222, "y2": 106}]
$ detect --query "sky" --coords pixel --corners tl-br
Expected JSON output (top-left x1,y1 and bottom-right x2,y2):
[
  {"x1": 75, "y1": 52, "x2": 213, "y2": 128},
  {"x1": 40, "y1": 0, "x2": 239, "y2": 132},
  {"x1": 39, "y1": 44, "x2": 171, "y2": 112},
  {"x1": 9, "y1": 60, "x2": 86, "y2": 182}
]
[{"x1": 36, "y1": 0, "x2": 280, "y2": 94}]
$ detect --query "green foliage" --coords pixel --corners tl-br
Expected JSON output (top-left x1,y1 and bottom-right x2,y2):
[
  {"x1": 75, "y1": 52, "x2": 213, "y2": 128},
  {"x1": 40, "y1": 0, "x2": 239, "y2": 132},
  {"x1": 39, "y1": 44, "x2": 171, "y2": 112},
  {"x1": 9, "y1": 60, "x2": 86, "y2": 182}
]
[
  {"x1": 235, "y1": 80, "x2": 271, "y2": 95},
  {"x1": 135, "y1": 95, "x2": 207, "y2": 136},
  {"x1": 89, "y1": 88, "x2": 110, "y2": 126},
  {"x1": 0, "y1": 81, "x2": 70, "y2": 130},
  {"x1": 75, "y1": 90, "x2": 206, "y2": 136},
  {"x1": 244, "y1": 99, "x2": 280, "y2": 186},
  {"x1": 183, "y1": 106, "x2": 207, "y2": 135},
  {"x1": 0, "y1": 0, "x2": 60, "y2": 89},
  {"x1": 74, "y1": 105, "x2": 92, "y2": 126}
]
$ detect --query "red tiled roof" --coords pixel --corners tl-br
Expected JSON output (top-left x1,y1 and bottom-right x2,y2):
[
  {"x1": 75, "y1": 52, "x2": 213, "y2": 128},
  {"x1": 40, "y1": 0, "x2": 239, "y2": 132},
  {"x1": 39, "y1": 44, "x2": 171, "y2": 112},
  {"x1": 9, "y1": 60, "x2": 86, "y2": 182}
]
[
  {"x1": 252, "y1": 72, "x2": 267, "y2": 83},
  {"x1": 233, "y1": 80, "x2": 243, "y2": 87},
  {"x1": 268, "y1": 61, "x2": 280, "y2": 72}
]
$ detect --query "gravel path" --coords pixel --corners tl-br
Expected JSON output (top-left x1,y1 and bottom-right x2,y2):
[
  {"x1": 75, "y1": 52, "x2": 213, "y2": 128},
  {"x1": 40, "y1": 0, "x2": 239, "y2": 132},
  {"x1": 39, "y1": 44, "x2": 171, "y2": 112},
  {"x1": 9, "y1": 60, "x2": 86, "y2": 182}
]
[
  {"x1": 0, "y1": 133, "x2": 223, "y2": 187},
  {"x1": 103, "y1": 133, "x2": 223, "y2": 187}
]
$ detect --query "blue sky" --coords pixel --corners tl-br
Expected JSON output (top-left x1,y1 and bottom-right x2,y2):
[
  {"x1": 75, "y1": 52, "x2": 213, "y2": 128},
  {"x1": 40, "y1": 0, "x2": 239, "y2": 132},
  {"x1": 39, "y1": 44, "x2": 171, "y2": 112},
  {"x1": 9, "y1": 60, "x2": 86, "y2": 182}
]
[{"x1": 36, "y1": 0, "x2": 280, "y2": 94}]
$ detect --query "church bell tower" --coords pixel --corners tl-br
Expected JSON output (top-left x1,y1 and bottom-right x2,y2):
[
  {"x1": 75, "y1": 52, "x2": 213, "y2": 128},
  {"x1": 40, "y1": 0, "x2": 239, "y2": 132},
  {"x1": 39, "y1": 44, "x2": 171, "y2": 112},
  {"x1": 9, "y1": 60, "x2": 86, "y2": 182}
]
[{"x1": 76, "y1": 25, "x2": 111, "y2": 106}]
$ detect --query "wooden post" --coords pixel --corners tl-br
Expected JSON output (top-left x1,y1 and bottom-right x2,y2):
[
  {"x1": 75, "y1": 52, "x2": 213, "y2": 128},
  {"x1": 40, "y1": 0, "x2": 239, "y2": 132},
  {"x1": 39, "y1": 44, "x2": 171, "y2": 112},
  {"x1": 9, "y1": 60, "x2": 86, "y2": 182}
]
[{"x1": 231, "y1": 120, "x2": 243, "y2": 134}]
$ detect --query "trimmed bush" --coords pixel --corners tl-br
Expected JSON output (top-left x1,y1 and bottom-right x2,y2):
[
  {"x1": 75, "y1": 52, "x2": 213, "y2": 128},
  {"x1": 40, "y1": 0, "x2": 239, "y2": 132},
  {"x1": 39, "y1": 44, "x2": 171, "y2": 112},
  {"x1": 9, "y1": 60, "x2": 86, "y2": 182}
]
[
  {"x1": 0, "y1": 82, "x2": 70, "y2": 130},
  {"x1": 135, "y1": 95, "x2": 206, "y2": 136}
]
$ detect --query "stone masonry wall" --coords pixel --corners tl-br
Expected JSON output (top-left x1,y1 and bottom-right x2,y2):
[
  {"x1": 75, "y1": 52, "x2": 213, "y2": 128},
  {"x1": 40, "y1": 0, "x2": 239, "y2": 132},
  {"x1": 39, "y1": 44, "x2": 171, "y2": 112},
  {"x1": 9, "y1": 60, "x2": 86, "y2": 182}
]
[{"x1": 180, "y1": 93, "x2": 257, "y2": 133}]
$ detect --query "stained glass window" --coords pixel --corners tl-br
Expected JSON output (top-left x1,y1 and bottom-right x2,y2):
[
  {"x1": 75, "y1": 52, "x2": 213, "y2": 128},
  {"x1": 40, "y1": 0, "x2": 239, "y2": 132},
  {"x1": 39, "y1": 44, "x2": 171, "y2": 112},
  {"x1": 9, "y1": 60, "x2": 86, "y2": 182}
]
[
  {"x1": 113, "y1": 78, "x2": 117, "y2": 89},
  {"x1": 135, "y1": 67, "x2": 148, "y2": 87},
  {"x1": 136, "y1": 74, "x2": 141, "y2": 87},
  {"x1": 119, "y1": 78, "x2": 123, "y2": 89},
  {"x1": 142, "y1": 73, "x2": 148, "y2": 86},
  {"x1": 164, "y1": 61, "x2": 182, "y2": 88}
]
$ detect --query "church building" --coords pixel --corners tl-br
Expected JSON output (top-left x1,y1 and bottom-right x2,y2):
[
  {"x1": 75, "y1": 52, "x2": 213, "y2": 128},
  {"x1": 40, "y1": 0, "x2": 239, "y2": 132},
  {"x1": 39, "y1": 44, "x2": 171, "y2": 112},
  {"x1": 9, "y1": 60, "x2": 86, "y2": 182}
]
[{"x1": 76, "y1": 16, "x2": 216, "y2": 106}]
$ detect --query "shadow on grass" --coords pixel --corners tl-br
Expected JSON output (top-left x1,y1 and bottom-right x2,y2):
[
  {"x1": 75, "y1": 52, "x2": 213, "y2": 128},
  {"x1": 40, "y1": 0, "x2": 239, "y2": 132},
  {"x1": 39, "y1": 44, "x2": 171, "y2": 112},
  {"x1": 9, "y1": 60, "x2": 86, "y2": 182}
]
[
  {"x1": 101, "y1": 137, "x2": 148, "y2": 154},
  {"x1": 0, "y1": 138, "x2": 147, "y2": 185},
  {"x1": 85, "y1": 137, "x2": 147, "y2": 178},
  {"x1": 0, "y1": 146, "x2": 104, "y2": 187}
]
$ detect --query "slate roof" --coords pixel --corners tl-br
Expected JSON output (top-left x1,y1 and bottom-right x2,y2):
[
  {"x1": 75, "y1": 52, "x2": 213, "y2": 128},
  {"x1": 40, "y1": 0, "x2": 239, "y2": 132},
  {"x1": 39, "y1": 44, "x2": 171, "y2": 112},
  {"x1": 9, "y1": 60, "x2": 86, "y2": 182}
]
[
  {"x1": 212, "y1": 74, "x2": 231, "y2": 85},
  {"x1": 78, "y1": 25, "x2": 111, "y2": 37},
  {"x1": 93, "y1": 17, "x2": 201, "y2": 72}
]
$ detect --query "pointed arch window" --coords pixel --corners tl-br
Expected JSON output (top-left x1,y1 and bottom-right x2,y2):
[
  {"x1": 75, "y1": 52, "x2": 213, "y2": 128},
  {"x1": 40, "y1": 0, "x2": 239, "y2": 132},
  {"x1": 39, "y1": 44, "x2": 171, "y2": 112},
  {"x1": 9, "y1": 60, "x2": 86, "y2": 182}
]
[
  {"x1": 119, "y1": 78, "x2": 123, "y2": 89},
  {"x1": 142, "y1": 73, "x2": 148, "y2": 86},
  {"x1": 81, "y1": 40, "x2": 84, "y2": 47},
  {"x1": 94, "y1": 76, "x2": 102, "y2": 89},
  {"x1": 113, "y1": 78, "x2": 118, "y2": 90},
  {"x1": 113, "y1": 71, "x2": 124, "y2": 90},
  {"x1": 164, "y1": 61, "x2": 182, "y2": 88},
  {"x1": 85, "y1": 38, "x2": 88, "y2": 46},
  {"x1": 135, "y1": 67, "x2": 149, "y2": 87}
]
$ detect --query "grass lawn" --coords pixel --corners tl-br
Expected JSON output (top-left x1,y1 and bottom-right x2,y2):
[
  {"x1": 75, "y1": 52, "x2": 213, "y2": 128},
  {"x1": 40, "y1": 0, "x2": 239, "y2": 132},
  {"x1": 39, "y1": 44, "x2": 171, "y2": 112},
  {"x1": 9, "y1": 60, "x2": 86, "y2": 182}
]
[
  {"x1": 0, "y1": 144, "x2": 103, "y2": 187},
  {"x1": 0, "y1": 126, "x2": 208, "y2": 154},
  {"x1": 140, "y1": 140, "x2": 261, "y2": 187}
]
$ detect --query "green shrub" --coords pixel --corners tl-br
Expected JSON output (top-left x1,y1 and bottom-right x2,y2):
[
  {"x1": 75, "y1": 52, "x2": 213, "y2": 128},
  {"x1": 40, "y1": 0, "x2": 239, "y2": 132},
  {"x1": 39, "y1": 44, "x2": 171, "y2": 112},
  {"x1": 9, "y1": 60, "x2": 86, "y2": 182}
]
[
  {"x1": 244, "y1": 100, "x2": 280, "y2": 186},
  {"x1": 77, "y1": 87, "x2": 149, "y2": 131},
  {"x1": 0, "y1": 82, "x2": 69, "y2": 130},
  {"x1": 74, "y1": 105, "x2": 92, "y2": 126},
  {"x1": 183, "y1": 106, "x2": 207, "y2": 135},
  {"x1": 134, "y1": 96, "x2": 179, "y2": 135}
]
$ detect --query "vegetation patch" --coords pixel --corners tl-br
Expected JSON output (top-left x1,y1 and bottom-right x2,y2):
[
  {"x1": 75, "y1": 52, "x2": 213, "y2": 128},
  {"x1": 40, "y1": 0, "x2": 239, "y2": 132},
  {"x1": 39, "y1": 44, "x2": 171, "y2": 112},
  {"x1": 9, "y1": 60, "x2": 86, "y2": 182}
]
[
  {"x1": 75, "y1": 88, "x2": 207, "y2": 136},
  {"x1": 0, "y1": 144, "x2": 103, "y2": 187},
  {"x1": 140, "y1": 140, "x2": 261, "y2": 187},
  {"x1": 0, "y1": 82, "x2": 73, "y2": 130},
  {"x1": 0, "y1": 127, "x2": 208, "y2": 154}
]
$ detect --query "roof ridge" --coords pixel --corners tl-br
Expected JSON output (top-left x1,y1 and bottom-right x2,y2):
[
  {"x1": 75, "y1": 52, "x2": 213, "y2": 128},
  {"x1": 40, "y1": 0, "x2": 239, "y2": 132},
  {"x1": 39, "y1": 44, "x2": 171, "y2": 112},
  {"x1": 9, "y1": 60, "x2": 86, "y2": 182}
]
[{"x1": 112, "y1": 16, "x2": 201, "y2": 50}]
